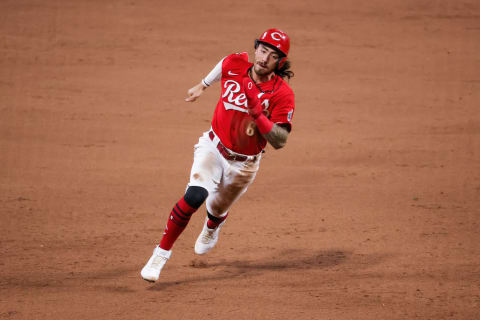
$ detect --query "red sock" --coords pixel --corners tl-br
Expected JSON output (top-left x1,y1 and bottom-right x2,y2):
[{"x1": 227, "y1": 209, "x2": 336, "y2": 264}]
[
  {"x1": 159, "y1": 197, "x2": 197, "y2": 250},
  {"x1": 206, "y1": 212, "x2": 228, "y2": 229}
]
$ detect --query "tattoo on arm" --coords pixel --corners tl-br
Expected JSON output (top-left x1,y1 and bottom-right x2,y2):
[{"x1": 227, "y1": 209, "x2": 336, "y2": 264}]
[{"x1": 263, "y1": 124, "x2": 289, "y2": 149}]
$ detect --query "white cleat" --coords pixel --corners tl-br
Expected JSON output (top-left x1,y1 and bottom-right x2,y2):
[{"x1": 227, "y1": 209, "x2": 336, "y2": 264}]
[
  {"x1": 140, "y1": 246, "x2": 172, "y2": 282},
  {"x1": 194, "y1": 217, "x2": 225, "y2": 255}
]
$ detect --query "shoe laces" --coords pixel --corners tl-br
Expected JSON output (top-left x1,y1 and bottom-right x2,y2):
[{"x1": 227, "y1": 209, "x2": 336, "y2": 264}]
[
  {"x1": 151, "y1": 255, "x2": 167, "y2": 269},
  {"x1": 201, "y1": 227, "x2": 216, "y2": 243}
]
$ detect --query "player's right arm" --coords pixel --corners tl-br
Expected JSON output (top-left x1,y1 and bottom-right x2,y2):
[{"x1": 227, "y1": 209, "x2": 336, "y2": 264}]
[
  {"x1": 185, "y1": 82, "x2": 208, "y2": 102},
  {"x1": 185, "y1": 57, "x2": 225, "y2": 102}
]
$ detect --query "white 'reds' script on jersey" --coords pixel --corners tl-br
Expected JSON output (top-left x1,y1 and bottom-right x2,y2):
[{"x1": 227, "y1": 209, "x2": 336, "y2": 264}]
[
  {"x1": 222, "y1": 80, "x2": 270, "y2": 114},
  {"x1": 222, "y1": 80, "x2": 248, "y2": 113}
]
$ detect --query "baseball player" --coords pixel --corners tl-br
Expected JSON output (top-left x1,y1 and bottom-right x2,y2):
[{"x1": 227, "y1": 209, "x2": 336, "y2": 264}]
[{"x1": 141, "y1": 28, "x2": 295, "y2": 282}]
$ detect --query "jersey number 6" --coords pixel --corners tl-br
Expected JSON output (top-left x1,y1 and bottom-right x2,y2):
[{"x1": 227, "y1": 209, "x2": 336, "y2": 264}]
[{"x1": 246, "y1": 121, "x2": 256, "y2": 136}]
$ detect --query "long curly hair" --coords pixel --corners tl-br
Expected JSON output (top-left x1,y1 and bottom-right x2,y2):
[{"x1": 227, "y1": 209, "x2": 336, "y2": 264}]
[{"x1": 275, "y1": 60, "x2": 294, "y2": 80}]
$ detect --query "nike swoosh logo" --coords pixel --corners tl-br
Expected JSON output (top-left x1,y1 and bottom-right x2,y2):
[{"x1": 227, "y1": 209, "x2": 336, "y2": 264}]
[{"x1": 228, "y1": 71, "x2": 239, "y2": 76}]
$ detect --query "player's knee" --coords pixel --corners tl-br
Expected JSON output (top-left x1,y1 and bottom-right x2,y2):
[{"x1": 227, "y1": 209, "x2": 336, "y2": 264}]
[{"x1": 184, "y1": 186, "x2": 208, "y2": 209}]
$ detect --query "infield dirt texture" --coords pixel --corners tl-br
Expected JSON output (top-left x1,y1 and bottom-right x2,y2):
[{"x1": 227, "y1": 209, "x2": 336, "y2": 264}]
[{"x1": 1, "y1": 1, "x2": 479, "y2": 319}]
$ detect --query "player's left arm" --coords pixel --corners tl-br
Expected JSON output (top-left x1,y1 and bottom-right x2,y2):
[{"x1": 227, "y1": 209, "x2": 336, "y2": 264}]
[
  {"x1": 264, "y1": 89, "x2": 294, "y2": 149},
  {"x1": 242, "y1": 77, "x2": 294, "y2": 149},
  {"x1": 262, "y1": 123, "x2": 289, "y2": 149}
]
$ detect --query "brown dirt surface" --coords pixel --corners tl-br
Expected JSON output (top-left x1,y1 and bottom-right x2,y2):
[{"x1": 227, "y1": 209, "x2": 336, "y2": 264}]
[{"x1": 1, "y1": 1, "x2": 479, "y2": 319}]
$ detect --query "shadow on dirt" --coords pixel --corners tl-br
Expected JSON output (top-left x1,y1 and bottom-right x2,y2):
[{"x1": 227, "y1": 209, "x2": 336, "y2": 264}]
[
  {"x1": 148, "y1": 248, "x2": 364, "y2": 291},
  {"x1": 198, "y1": 248, "x2": 350, "y2": 270},
  {"x1": 0, "y1": 267, "x2": 134, "y2": 290}
]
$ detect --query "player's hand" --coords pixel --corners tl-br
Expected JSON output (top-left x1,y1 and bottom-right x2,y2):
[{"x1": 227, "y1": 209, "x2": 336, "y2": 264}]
[
  {"x1": 242, "y1": 77, "x2": 263, "y2": 119},
  {"x1": 185, "y1": 82, "x2": 207, "y2": 102}
]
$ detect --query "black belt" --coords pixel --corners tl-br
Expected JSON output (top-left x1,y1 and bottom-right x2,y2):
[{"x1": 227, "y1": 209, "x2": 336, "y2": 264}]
[{"x1": 208, "y1": 131, "x2": 257, "y2": 162}]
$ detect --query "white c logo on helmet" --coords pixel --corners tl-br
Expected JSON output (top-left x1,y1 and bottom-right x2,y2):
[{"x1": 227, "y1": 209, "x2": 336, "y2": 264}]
[{"x1": 271, "y1": 32, "x2": 285, "y2": 41}]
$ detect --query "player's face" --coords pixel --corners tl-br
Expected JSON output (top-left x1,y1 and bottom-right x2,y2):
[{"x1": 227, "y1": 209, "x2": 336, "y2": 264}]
[{"x1": 253, "y1": 44, "x2": 280, "y2": 77}]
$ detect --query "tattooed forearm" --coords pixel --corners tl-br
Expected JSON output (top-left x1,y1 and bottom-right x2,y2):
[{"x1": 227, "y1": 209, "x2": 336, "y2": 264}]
[{"x1": 262, "y1": 124, "x2": 289, "y2": 149}]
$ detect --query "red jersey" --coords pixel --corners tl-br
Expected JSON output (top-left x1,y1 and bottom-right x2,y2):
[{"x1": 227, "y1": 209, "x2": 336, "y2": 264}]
[{"x1": 211, "y1": 53, "x2": 295, "y2": 155}]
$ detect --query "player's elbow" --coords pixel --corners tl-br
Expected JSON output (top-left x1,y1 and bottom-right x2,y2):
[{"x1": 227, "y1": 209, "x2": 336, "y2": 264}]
[
  {"x1": 265, "y1": 125, "x2": 289, "y2": 149},
  {"x1": 270, "y1": 139, "x2": 287, "y2": 150}
]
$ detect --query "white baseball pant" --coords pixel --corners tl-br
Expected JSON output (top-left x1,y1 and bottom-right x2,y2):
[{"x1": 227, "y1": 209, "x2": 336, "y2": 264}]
[{"x1": 187, "y1": 130, "x2": 262, "y2": 218}]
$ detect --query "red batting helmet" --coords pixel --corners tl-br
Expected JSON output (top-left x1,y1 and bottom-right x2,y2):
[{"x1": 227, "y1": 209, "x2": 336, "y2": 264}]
[{"x1": 255, "y1": 28, "x2": 290, "y2": 68}]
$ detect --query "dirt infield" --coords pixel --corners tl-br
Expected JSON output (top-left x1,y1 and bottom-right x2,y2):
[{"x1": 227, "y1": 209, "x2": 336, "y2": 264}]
[{"x1": 1, "y1": 0, "x2": 479, "y2": 319}]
